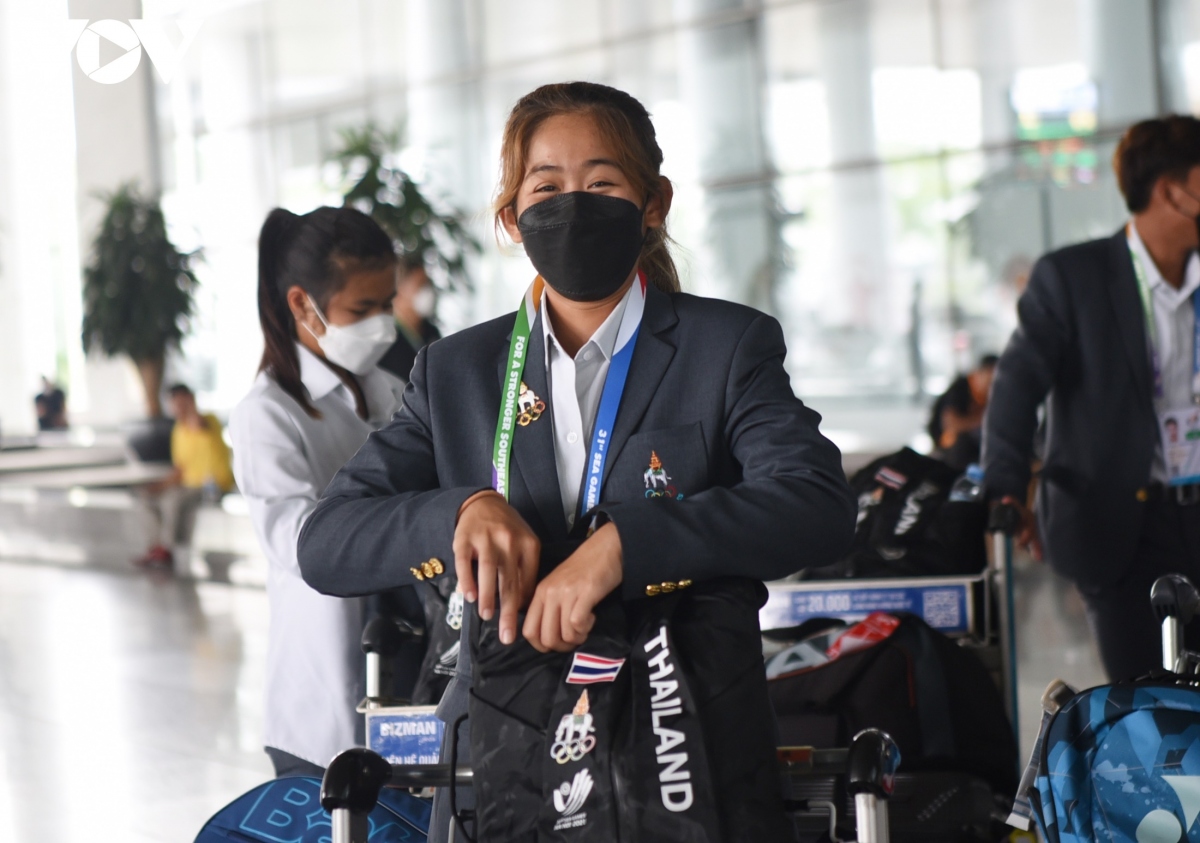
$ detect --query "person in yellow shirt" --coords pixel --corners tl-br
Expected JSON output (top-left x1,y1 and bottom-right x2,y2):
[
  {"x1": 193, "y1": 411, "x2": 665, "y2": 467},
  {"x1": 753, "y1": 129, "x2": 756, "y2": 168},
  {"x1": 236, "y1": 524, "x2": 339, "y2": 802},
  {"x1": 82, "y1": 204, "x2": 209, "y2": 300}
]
[{"x1": 137, "y1": 384, "x2": 234, "y2": 569}]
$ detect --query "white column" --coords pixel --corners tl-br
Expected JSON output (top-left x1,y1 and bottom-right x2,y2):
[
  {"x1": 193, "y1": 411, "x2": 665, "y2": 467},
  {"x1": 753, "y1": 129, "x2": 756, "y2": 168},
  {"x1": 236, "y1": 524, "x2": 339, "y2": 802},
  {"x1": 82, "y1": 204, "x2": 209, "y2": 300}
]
[
  {"x1": 404, "y1": 0, "x2": 485, "y2": 322},
  {"x1": 818, "y1": 0, "x2": 890, "y2": 330},
  {"x1": 975, "y1": 0, "x2": 1017, "y2": 148},
  {"x1": 0, "y1": 0, "x2": 84, "y2": 435},
  {"x1": 1087, "y1": 0, "x2": 1159, "y2": 126},
  {"x1": 675, "y1": 0, "x2": 776, "y2": 309},
  {"x1": 68, "y1": 0, "x2": 160, "y2": 425}
]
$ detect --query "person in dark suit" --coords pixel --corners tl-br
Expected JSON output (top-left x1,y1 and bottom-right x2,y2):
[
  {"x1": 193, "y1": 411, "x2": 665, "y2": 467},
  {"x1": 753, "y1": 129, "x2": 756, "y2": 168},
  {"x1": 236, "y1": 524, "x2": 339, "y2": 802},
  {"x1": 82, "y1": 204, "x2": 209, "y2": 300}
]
[
  {"x1": 983, "y1": 115, "x2": 1200, "y2": 681},
  {"x1": 377, "y1": 252, "x2": 442, "y2": 382},
  {"x1": 298, "y1": 82, "x2": 854, "y2": 841}
]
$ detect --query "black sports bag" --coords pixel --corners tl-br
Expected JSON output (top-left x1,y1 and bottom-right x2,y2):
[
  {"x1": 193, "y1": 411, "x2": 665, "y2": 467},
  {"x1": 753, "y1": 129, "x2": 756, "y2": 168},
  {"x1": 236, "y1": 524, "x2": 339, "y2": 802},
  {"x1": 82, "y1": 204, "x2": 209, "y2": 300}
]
[
  {"x1": 467, "y1": 578, "x2": 794, "y2": 843},
  {"x1": 767, "y1": 614, "x2": 1018, "y2": 798},
  {"x1": 803, "y1": 447, "x2": 987, "y2": 580}
]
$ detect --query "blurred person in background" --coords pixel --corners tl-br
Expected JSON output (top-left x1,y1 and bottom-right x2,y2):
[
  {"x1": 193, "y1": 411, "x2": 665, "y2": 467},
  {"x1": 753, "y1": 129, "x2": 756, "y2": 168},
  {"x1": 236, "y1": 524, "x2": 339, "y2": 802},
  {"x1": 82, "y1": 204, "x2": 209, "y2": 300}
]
[
  {"x1": 136, "y1": 383, "x2": 234, "y2": 570},
  {"x1": 983, "y1": 115, "x2": 1200, "y2": 681},
  {"x1": 230, "y1": 206, "x2": 405, "y2": 778},
  {"x1": 35, "y1": 376, "x2": 68, "y2": 430},
  {"x1": 377, "y1": 252, "x2": 441, "y2": 381},
  {"x1": 928, "y1": 355, "x2": 997, "y2": 471}
]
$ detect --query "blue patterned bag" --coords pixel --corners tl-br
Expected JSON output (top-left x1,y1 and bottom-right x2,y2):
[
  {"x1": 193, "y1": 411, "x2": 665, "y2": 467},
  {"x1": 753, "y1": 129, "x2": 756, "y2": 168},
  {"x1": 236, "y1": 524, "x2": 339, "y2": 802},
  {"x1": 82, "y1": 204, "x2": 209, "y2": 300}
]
[
  {"x1": 1034, "y1": 683, "x2": 1200, "y2": 843},
  {"x1": 195, "y1": 775, "x2": 430, "y2": 842}
]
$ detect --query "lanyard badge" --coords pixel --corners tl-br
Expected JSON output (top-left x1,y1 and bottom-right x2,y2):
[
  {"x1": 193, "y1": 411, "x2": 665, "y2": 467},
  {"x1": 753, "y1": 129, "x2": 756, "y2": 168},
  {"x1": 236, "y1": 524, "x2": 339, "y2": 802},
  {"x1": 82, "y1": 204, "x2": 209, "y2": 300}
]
[{"x1": 490, "y1": 273, "x2": 646, "y2": 518}]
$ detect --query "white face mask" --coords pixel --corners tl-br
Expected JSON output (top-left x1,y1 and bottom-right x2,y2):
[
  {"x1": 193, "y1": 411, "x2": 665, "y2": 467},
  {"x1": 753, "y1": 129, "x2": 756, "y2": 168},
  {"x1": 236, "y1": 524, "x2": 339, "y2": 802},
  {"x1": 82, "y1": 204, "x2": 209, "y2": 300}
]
[
  {"x1": 411, "y1": 284, "x2": 437, "y2": 319},
  {"x1": 303, "y1": 295, "x2": 397, "y2": 375}
]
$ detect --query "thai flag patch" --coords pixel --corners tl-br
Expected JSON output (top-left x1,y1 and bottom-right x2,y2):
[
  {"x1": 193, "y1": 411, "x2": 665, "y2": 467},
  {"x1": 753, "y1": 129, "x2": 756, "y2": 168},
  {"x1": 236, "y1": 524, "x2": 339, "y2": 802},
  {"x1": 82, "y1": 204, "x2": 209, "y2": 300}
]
[
  {"x1": 874, "y1": 467, "x2": 907, "y2": 490},
  {"x1": 566, "y1": 652, "x2": 626, "y2": 684}
]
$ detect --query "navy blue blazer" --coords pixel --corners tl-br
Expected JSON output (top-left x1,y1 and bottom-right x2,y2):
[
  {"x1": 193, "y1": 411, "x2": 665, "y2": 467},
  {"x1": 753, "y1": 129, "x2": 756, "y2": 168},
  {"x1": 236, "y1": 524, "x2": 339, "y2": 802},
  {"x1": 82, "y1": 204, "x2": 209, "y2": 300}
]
[
  {"x1": 983, "y1": 229, "x2": 1163, "y2": 586},
  {"x1": 298, "y1": 285, "x2": 855, "y2": 600}
]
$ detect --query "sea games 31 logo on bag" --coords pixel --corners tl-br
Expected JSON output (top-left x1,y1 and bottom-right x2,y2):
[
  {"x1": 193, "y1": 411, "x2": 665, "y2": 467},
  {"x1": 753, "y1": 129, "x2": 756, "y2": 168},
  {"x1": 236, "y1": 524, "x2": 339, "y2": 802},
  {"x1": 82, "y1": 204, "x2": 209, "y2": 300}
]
[
  {"x1": 65, "y1": 18, "x2": 203, "y2": 84},
  {"x1": 552, "y1": 769, "x2": 594, "y2": 832}
]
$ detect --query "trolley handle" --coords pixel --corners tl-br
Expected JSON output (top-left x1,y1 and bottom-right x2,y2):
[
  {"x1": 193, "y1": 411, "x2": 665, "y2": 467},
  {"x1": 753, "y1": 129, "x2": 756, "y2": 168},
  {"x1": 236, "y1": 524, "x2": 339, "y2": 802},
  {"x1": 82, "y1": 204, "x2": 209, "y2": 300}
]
[
  {"x1": 322, "y1": 748, "x2": 392, "y2": 843},
  {"x1": 361, "y1": 616, "x2": 423, "y2": 702},
  {"x1": 847, "y1": 729, "x2": 900, "y2": 843},
  {"x1": 987, "y1": 502, "x2": 1023, "y2": 536},
  {"x1": 1151, "y1": 574, "x2": 1200, "y2": 672}
]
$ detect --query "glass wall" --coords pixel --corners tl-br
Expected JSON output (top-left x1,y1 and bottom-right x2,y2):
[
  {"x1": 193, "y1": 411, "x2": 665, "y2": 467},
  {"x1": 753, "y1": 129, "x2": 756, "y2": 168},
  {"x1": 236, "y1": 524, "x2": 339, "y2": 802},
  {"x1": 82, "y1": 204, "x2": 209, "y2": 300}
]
[{"x1": 148, "y1": 0, "x2": 1200, "y2": 447}]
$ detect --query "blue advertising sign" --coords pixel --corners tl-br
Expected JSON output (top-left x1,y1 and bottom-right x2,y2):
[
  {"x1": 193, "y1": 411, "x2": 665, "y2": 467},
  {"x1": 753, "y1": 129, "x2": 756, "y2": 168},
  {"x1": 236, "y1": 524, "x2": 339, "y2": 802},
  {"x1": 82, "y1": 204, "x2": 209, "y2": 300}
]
[
  {"x1": 761, "y1": 579, "x2": 975, "y2": 635},
  {"x1": 367, "y1": 706, "x2": 444, "y2": 765}
]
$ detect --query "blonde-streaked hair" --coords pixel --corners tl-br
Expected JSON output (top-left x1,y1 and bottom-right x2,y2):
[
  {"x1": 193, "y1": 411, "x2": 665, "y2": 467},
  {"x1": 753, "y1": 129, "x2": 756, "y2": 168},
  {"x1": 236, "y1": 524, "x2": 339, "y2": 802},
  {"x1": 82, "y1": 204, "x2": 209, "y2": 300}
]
[{"x1": 493, "y1": 81, "x2": 680, "y2": 294}]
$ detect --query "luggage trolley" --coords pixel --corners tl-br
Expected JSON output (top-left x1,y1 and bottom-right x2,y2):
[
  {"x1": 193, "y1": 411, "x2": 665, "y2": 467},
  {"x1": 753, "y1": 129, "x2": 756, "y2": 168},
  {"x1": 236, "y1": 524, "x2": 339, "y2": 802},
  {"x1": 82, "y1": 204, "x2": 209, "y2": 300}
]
[
  {"x1": 343, "y1": 617, "x2": 905, "y2": 842},
  {"x1": 322, "y1": 728, "x2": 902, "y2": 843}
]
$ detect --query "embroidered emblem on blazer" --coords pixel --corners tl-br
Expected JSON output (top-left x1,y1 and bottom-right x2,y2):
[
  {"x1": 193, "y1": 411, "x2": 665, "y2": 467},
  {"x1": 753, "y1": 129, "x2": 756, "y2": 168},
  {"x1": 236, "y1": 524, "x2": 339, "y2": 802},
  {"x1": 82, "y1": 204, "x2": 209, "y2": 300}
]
[{"x1": 644, "y1": 451, "x2": 684, "y2": 500}]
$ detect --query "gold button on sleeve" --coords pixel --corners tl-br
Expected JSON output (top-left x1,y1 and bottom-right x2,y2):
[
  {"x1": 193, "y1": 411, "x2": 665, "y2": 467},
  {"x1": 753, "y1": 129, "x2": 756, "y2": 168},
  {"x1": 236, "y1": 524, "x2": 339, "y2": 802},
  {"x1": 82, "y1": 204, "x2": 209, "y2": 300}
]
[
  {"x1": 410, "y1": 567, "x2": 425, "y2": 581},
  {"x1": 678, "y1": 579, "x2": 693, "y2": 589},
  {"x1": 429, "y1": 558, "x2": 445, "y2": 576},
  {"x1": 1136, "y1": 488, "x2": 1149, "y2": 502},
  {"x1": 660, "y1": 581, "x2": 677, "y2": 593},
  {"x1": 645, "y1": 584, "x2": 662, "y2": 597}
]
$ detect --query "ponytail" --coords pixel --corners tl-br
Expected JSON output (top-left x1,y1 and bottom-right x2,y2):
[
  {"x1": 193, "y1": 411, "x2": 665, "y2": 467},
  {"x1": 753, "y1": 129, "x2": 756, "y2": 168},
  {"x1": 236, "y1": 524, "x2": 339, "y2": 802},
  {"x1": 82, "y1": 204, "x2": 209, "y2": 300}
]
[
  {"x1": 255, "y1": 205, "x2": 396, "y2": 418},
  {"x1": 639, "y1": 220, "x2": 680, "y2": 295}
]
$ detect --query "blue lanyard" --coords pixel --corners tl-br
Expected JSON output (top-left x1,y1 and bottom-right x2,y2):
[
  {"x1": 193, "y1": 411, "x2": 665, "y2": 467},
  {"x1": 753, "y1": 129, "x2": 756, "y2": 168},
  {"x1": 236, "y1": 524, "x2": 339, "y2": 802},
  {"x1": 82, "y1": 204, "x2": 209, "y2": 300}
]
[{"x1": 580, "y1": 324, "x2": 640, "y2": 518}]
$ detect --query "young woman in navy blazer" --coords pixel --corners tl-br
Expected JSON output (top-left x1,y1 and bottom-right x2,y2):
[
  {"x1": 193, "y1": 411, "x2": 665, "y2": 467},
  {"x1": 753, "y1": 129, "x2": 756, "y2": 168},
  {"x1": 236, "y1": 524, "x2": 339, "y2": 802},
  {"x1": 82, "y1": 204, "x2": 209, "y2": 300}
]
[{"x1": 299, "y1": 82, "x2": 855, "y2": 841}]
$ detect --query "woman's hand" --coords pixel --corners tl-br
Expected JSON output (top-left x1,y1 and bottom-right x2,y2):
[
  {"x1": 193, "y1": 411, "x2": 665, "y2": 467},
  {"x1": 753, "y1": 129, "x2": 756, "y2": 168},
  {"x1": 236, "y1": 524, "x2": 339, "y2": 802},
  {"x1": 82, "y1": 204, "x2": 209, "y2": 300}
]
[
  {"x1": 453, "y1": 492, "x2": 541, "y2": 644},
  {"x1": 523, "y1": 522, "x2": 623, "y2": 653}
]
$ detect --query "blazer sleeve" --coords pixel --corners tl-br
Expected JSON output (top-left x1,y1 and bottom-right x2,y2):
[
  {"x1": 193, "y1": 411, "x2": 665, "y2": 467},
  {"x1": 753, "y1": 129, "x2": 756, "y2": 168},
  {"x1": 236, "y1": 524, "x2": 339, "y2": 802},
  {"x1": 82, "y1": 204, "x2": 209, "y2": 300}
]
[
  {"x1": 297, "y1": 349, "x2": 490, "y2": 597},
  {"x1": 597, "y1": 313, "x2": 856, "y2": 598},
  {"x1": 982, "y1": 254, "x2": 1075, "y2": 501}
]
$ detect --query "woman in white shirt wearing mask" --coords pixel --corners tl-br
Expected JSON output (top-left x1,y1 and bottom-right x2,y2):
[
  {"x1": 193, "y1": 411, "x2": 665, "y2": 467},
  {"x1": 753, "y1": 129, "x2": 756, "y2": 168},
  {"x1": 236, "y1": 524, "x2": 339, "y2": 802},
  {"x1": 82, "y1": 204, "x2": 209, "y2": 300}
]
[{"x1": 230, "y1": 206, "x2": 406, "y2": 777}]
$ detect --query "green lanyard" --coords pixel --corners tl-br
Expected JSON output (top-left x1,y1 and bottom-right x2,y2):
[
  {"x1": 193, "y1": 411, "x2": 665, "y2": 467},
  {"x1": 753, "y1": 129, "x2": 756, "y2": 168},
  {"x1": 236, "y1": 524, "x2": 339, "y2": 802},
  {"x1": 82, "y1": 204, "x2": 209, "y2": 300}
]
[
  {"x1": 491, "y1": 277, "x2": 544, "y2": 498},
  {"x1": 1128, "y1": 238, "x2": 1158, "y2": 347}
]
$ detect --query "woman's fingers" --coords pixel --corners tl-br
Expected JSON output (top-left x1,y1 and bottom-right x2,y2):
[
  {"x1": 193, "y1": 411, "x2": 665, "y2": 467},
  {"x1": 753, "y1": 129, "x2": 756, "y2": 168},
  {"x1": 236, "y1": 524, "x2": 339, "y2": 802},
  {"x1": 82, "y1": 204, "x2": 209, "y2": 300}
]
[
  {"x1": 451, "y1": 534, "x2": 477, "y2": 604},
  {"x1": 523, "y1": 590, "x2": 545, "y2": 651},
  {"x1": 518, "y1": 536, "x2": 541, "y2": 607},
  {"x1": 475, "y1": 543, "x2": 498, "y2": 622},
  {"x1": 497, "y1": 553, "x2": 522, "y2": 645},
  {"x1": 566, "y1": 598, "x2": 596, "y2": 644},
  {"x1": 538, "y1": 593, "x2": 564, "y2": 653}
]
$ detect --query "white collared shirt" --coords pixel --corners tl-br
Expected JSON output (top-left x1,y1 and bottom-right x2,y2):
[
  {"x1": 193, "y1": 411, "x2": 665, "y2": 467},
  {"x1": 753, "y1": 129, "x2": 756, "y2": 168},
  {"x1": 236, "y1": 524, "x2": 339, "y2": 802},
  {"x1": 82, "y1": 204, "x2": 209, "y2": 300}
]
[
  {"x1": 1127, "y1": 221, "x2": 1200, "y2": 482},
  {"x1": 542, "y1": 285, "x2": 634, "y2": 527},
  {"x1": 230, "y1": 343, "x2": 405, "y2": 765}
]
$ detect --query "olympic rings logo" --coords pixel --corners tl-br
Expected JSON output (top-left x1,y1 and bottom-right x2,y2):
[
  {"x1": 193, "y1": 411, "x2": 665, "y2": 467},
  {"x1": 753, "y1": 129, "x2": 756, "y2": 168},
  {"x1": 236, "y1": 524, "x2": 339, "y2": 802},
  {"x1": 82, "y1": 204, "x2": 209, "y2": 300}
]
[
  {"x1": 645, "y1": 486, "x2": 684, "y2": 500},
  {"x1": 550, "y1": 733, "x2": 597, "y2": 764}
]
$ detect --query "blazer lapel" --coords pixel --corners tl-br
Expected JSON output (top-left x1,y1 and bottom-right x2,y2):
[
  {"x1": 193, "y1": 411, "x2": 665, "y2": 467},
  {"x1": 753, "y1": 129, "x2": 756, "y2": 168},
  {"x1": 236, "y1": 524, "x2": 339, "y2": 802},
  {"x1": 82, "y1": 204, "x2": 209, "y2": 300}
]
[
  {"x1": 507, "y1": 312, "x2": 571, "y2": 541},
  {"x1": 1107, "y1": 229, "x2": 1153, "y2": 410},
  {"x1": 601, "y1": 286, "x2": 679, "y2": 490}
]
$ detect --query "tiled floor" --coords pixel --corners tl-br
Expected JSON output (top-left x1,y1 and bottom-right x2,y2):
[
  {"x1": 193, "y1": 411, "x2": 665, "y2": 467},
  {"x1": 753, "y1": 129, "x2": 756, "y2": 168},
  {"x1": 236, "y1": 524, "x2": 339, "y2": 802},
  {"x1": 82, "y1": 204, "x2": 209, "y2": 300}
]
[
  {"x1": 0, "y1": 548, "x2": 1110, "y2": 843},
  {"x1": 0, "y1": 560, "x2": 272, "y2": 842}
]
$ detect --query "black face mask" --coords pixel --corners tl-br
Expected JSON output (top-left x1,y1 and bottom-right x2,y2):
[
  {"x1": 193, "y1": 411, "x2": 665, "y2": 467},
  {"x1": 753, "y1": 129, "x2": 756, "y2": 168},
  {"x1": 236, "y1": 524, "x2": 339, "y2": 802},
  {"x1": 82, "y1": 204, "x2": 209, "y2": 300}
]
[{"x1": 517, "y1": 192, "x2": 645, "y2": 302}]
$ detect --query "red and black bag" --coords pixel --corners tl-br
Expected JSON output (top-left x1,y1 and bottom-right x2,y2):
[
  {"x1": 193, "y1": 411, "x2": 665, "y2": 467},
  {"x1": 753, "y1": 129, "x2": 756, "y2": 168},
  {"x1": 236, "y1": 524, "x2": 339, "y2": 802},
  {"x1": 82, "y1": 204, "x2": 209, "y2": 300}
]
[{"x1": 767, "y1": 613, "x2": 1018, "y2": 798}]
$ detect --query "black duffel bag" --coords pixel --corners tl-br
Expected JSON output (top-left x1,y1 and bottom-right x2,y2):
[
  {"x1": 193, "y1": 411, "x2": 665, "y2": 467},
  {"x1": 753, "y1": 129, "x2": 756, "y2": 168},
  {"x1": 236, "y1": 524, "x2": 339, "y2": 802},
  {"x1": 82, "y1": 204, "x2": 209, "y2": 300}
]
[
  {"x1": 803, "y1": 448, "x2": 987, "y2": 580},
  {"x1": 468, "y1": 578, "x2": 793, "y2": 843},
  {"x1": 767, "y1": 613, "x2": 1018, "y2": 799}
]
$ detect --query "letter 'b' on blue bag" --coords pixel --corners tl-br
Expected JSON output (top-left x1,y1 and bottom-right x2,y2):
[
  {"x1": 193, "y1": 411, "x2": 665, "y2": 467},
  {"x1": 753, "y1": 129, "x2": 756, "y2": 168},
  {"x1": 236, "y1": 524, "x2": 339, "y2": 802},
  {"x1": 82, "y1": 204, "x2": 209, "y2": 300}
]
[{"x1": 194, "y1": 775, "x2": 430, "y2": 842}]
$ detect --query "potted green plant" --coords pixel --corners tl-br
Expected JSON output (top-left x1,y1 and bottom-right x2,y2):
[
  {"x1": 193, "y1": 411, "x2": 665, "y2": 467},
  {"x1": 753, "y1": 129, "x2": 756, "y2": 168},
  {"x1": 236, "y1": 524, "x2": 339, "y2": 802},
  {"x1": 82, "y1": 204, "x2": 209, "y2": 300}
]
[
  {"x1": 330, "y1": 123, "x2": 479, "y2": 291},
  {"x1": 81, "y1": 183, "x2": 200, "y2": 430}
]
